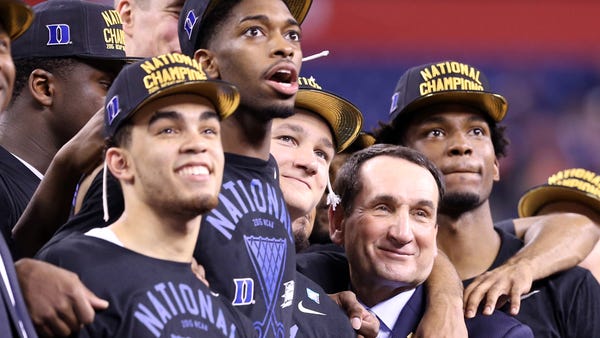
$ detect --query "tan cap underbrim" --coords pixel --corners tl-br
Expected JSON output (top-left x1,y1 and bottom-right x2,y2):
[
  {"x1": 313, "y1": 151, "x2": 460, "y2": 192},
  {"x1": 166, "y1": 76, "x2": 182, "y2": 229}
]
[
  {"x1": 518, "y1": 185, "x2": 600, "y2": 217},
  {"x1": 0, "y1": 0, "x2": 33, "y2": 39},
  {"x1": 133, "y1": 79, "x2": 239, "y2": 121},
  {"x1": 295, "y1": 88, "x2": 363, "y2": 153},
  {"x1": 402, "y1": 91, "x2": 508, "y2": 122}
]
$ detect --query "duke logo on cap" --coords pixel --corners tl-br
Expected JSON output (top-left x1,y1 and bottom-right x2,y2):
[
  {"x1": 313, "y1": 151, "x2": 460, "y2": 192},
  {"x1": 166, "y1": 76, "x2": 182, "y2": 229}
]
[
  {"x1": 104, "y1": 53, "x2": 240, "y2": 138},
  {"x1": 11, "y1": 0, "x2": 127, "y2": 61},
  {"x1": 389, "y1": 60, "x2": 508, "y2": 123}
]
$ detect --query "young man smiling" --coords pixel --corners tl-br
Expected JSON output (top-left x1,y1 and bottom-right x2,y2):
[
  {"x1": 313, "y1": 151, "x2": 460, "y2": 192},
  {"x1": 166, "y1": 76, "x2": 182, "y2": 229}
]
[{"x1": 36, "y1": 53, "x2": 258, "y2": 337}]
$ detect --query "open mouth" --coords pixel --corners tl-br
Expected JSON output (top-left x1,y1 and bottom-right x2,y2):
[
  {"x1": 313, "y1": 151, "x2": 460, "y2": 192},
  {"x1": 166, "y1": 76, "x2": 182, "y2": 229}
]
[
  {"x1": 270, "y1": 69, "x2": 293, "y2": 86},
  {"x1": 266, "y1": 65, "x2": 298, "y2": 96}
]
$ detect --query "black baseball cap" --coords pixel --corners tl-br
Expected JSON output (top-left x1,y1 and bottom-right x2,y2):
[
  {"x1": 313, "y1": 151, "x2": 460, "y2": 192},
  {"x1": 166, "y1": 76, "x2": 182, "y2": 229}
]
[
  {"x1": 388, "y1": 60, "x2": 508, "y2": 123},
  {"x1": 179, "y1": 0, "x2": 313, "y2": 57},
  {"x1": 11, "y1": 0, "x2": 129, "y2": 61},
  {"x1": 0, "y1": 0, "x2": 33, "y2": 40},
  {"x1": 105, "y1": 53, "x2": 240, "y2": 138},
  {"x1": 518, "y1": 168, "x2": 600, "y2": 218},
  {"x1": 295, "y1": 76, "x2": 363, "y2": 153}
]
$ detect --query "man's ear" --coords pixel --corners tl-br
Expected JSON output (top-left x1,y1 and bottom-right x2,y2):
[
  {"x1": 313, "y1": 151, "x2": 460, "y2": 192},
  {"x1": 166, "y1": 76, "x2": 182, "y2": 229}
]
[
  {"x1": 493, "y1": 157, "x2": 500, "y2": 182},
  {"x1": 29, "y1": 69, "x2": 54, "y2": 107},
  {"x1": 116, "y1": 0, "x2": 133, "y2": 33},
  {"x1": 329, "y1": 206, "x2": 345, "y2": 246},
  {"x1": 194, "y1": 49, "x2": 220, "y2": 79},
  {"x1": 106, "y1": 147, "x2": 134, "y2": 183}
]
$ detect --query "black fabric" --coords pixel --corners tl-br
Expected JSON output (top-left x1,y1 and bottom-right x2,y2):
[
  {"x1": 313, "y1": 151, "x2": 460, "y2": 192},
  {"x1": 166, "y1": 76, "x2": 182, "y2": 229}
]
[
  {"x1": 290, "y1": 272, "x2": 355, "y2": 337},
  {"x1": 48, "y1": 152, "x2": 356, "y2": 337},
  {"x1": 0, "y1": 234, "x2": 38, "y2": 337},
  {"x1": 391, "y1": 286, "x2": 534, "y2": 338},
  {"x1": 0, "y1": 146, "x2": 41, "y2": 258},
  {"x1": 464, "y1": 226, "x2": 600, "y2": 337},
  {"x1": 37, "y1": 233, "x2": 257, "y2": 338},
  {"x1": 301, "y1": 226, "x2": 600, "y2": 337},
  {"x1": 494, "y1": 218, "x2": 516, "y2": 236},
  {"x1": 195, "y1": 153, "x2": 297, "y2": 338},
  {"x1": 296, "y1": 245, "x2": 349, "y2": 294}
]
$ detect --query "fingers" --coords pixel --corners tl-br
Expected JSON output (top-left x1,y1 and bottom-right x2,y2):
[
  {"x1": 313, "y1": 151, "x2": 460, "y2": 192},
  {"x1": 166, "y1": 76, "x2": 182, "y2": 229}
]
[
  {"x1": 330, "y1": 291, "x2": 379, "y2": 337},
  {"x1": 85, "y1": 287, "x2": 109, "y2": 311},
  {"x1": 356, "y1": 311, "x2": 380, "y2": 338},
  {"x1": 191, "y1": 259, "x2": 210, "y2": 287},
  {"x1": 509, "y1": 292, "x2": 521, "y2": 315},
  {"x1": 70, "y1": 287, "x2": 108, "y2": 326},
  {"x1": 463, "y1": 279, "x2": 486, "y2": 318}
]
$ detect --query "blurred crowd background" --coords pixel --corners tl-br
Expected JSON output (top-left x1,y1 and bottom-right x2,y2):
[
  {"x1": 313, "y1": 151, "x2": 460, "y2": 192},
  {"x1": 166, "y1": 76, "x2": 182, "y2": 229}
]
[{"x1": 25, "y1": 0, "x2": 600, "y2": 220}]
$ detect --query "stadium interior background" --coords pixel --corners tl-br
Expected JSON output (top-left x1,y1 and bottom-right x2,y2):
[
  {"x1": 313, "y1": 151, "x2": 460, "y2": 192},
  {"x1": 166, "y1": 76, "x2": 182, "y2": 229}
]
[{"x1": 24, "y1": 0, "x2": 600, "y2": 220}]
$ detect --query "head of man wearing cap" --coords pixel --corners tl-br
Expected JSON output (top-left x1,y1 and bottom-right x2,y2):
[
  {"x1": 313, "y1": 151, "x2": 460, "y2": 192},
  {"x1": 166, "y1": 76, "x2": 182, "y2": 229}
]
[
  {"x1": 7, "y1": 0, "x2": 129, "y2": 151},
  {"x1": 270, "y1": 75, "x2": 363, "y2": 250},
  {"x1": 0, "y1": 0, "x2": 32, "y2": 111},
  {"x1": 519, "y1": 168, "x2": 600, "y2": 224},
  {"x1": 115, "y1": 0, "x2": 184, "y2": 57},
  {"x1": 375, "y1": 61, "x2": 511, "y2": 214},
  {"x1": 104, "y1": 52, "x2": 239, "y2": 216},
  {"x1": 178, "y1": 0, "x2": 312, "y2": 123}
]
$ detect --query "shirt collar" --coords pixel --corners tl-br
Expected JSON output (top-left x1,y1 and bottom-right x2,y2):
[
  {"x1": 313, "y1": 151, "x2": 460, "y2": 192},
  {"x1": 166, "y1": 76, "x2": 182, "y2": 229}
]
[{"x1": 367, "y1": 288, "x2": 416, "y2": 334}]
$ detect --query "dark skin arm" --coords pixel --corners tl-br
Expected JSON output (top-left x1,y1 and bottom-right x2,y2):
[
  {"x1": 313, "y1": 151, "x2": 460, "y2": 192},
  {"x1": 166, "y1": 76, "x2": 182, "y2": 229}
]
[
  {"x1": 418, "y1": 251, "x2": 468, "y2": 338},
  {"x1": 463, "y1": 213, "x2": 598, "y2": 317},
  {"x1": 15, "y1": 259, "x2": 108, "y2": 337},
  {"x1": 12, "y1": 108, "x2": 105, "y2": 257}
]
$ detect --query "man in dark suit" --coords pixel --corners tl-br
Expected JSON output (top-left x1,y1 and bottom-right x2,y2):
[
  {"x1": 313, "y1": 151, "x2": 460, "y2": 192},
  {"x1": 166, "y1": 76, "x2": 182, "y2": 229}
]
[{"x1": 329, "y1": 144, "x2": 533, "y2": 337}]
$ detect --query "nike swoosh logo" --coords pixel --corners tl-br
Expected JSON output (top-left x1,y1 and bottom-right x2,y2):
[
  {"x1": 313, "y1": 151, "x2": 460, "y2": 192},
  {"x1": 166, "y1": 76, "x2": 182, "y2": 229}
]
[
  {"x1": 520, "y1": 290, "x2": 540, "y2": 300},
  {"x1": 297, "y1": 301, "x2": 326, "y2": 316}
]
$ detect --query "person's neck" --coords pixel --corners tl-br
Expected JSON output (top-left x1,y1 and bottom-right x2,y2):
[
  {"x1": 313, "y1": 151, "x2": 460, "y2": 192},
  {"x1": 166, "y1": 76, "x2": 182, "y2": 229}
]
[
  {"x1": 436, "y1": 200, "x2": 501, "y2": 280},
  {"x1": 0, "y1": 106, "x2": 58, "y2": 174},
  {"x1": 351, "y1": 271, "x2": 415, "y2": 307},
  {"x1": 109, "y1": 197, "x2": 201, "y2": 263},
  {"x1": 221, "y1": 110, "x2": 272, "y2": 161}
]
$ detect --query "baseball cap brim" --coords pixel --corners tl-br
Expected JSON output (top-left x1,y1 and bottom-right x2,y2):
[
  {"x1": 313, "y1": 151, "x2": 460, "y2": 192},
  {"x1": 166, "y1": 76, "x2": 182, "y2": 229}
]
[
  {"x1": 0, "y1": 0, "x2": 33, "y2": 40},
  {"x1": 518, "y1": 185, "x2": 600, "y2": 217},
  {"x1": 282, "y1": 0, "x2": 312, "y2": 24},
  {"x1": 401, "y1": 91, "x2": 507, "y2": 122},
  {"x1": 130, "y1": 80, "x2": 239, "y2": 122},
  {"x1": 295, "y1": 89, "x2": 363, "y2": 153},
  {"x1": 206, "y1": 0, "x2": 312, "y2": 24}
]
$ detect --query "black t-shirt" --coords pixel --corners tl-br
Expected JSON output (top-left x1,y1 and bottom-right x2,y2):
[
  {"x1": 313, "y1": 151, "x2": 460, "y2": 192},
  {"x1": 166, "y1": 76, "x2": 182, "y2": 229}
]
[
  {"x1": 290, "y1": 272, "x2": 355, "y2": 337},
  {"x1": 0, "y1": 146, "x2": 41, "y2": 257},
  {"x1": 37, "y1": 233, "x2": 257, "y2": 338},
  {"x1": 196, "y1": 153, "x2": 297, "y2": 338},
  {"x1": 296, "y1": 244, "x2": 349, "y2": 294},
  {"x1": 464, "y1": 226, "x2": 600, "y2": 337},
  {"x1": 45, "y1": 169, "x2": 123, "y2": 250}
]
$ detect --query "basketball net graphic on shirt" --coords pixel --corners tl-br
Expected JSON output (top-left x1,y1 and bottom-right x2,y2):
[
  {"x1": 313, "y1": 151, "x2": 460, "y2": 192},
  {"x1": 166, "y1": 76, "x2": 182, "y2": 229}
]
[{"x1": 244, "y1": 235, "x2": 287, "y2": 338}]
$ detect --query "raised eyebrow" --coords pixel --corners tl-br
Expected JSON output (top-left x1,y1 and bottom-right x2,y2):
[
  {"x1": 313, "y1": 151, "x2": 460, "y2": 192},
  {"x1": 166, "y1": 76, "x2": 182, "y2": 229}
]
[
  {"x1": 370, "y1": 194, "x2": 397, "y2": 206},
  {"x1": 148, "y1": 110, "x2": 181, "y2": 126},
  {"x1": 467, "y1": 115, "x2": 491, "y2": 129},
  {"x1": 199, "y1": 110, "x2": 219, "y2": 121},
  {"x1": 274, "y1": 122, "x2": 304, "y2": 134},
  {"x1": 240, "y1": 15, "x2": 300, "y2": 29},
  {"x1": 419, "y1": 115, "x2": 446, "y2": 125},
  {"x1": 318, "y1": 136, "x2": 334, "y2": 150},
  {"x1": 415, "y1": 199, "x2": 435, "y2": 210}
]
